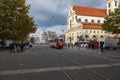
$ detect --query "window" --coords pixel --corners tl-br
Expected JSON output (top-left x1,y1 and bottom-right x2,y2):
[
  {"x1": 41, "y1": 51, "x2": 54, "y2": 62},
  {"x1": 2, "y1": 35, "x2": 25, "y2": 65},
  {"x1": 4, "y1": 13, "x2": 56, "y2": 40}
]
[
  {"x1": 108, "y1": 3, "x2": 111, "y2": 7},
  {"x1": 115, "y1": 1, "x2": 117, "y2": 6},
  {"x1": 97, "y1": 30, "x2": 99, "y2": 33},
  {"x1": 90, "y1": 30, "x2": 91, "y2": 33},
  {"x1": 98, "y1": 20, "x2": 101, "y2": 23},
  {"x1": 85, "y1": 19, "x2": 88, "y2": 22},
  {"x1": 93, "y1": 35, "x2": 96, "y2": 38},
  {"x1": 94, "y1": 30, "x2": 96, "y2": 33},
  {"x1": 108, "y1": 9, "x2": 111, "y2": 14},
  {"x1": 70, "y1": 20, "x2": 72, "y2": 29},
  {"x1": 86, "y1": 30, "x2": 88, "y2": 33},
  {"x1": 91, "y1": 19, "x2": 94, "y2": 23},
  {"x1": 77, "y1": 18, "x2": 81, "y2": 22},
  {"x1": 77, "y1": 32, "x2": 78, "y2": 35},
  {"x1": 100, "y1": 35, "x2": 103, "y2": 38}
]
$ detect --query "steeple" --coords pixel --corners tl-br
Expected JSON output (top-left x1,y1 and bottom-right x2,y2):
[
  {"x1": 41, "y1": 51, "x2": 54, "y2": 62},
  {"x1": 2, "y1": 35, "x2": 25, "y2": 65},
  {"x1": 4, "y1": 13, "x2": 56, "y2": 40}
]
[{"x1": 106, "y1": 0, "x2": 119, "y2": 15}]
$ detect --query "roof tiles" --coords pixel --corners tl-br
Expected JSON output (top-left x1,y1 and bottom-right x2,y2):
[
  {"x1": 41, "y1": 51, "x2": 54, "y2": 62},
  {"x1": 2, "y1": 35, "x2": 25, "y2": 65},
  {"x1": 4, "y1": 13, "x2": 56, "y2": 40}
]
[{"x1": 73, "y1": 6, "x2": 106, "y2": 17}]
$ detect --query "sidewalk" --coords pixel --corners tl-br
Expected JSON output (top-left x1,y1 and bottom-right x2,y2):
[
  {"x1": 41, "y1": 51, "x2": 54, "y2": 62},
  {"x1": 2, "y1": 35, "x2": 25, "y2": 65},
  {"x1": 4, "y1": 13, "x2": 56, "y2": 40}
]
[
  {"x1": 66, "y1": 46, "x2": 120, "y2": 59},
  {"x1": 0, "y1": 47, "x2": 31, "y2": 54},
  {"x1": 0, "y1": 49, "x2": 9, "y2": 54}
]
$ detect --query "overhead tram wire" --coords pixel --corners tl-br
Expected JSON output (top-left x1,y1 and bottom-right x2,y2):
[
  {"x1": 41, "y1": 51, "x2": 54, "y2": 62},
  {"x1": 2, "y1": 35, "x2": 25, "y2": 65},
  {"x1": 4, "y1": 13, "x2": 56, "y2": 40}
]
[
  {"x1": 47, "y1": 0, "x2": 99, "y2": 34},
  {"x1": 87, "y1": 0, "x2": 99, "y2": 7},
  {"x1": 47, "y1": 0, "x2": 63, "y2": 27},
  {"x1": 46, "y1": 0, "x2": 67, "y2": 35}
]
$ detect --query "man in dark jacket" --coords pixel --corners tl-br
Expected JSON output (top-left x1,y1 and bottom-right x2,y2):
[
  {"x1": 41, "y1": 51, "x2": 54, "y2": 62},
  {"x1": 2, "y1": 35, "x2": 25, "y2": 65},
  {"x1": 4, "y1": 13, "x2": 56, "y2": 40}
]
[{"x1": 100, "y1": 41, "x2": 104, "y2": 53}]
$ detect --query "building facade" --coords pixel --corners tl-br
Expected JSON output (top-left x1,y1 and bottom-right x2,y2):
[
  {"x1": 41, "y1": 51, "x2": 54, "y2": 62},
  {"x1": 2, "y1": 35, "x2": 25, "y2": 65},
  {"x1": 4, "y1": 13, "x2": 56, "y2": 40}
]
[
  {"x1": 29, "y1": 28, "x2": 44, "y2": 44},
  {"x1": 65, "y1": 0, "x2": 119, "y2": 44}
]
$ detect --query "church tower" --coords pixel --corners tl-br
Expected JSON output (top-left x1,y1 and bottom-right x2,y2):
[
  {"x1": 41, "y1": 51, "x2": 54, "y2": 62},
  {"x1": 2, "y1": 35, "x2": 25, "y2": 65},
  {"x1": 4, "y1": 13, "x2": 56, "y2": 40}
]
[{"x1": 106, "y1": 0, "x2": 119, "y2": 15}]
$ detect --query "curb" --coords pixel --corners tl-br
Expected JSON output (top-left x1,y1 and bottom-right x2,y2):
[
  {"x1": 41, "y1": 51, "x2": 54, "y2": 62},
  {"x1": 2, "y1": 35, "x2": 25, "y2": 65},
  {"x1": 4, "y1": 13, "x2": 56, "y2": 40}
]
[
  {"x1": 101, "y1": 54, "x2": 120, "y2": 59},
  {"x1": 66, "y1": 47, "x2": 120, "y2": 59}
]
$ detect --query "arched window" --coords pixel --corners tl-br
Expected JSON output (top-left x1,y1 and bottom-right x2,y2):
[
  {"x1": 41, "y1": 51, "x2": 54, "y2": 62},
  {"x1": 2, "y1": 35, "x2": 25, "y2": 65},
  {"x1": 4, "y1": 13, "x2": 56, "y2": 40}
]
[
  {"x1": 100, "y1": 35, "x2": 103, "y2": 38},
  {"x1": 97, "y1": 30, "x2": 99, "y2": 33},
  {"x1": 77, "y1": 18, "x2": 81, "y2": 22},
  {"x1": 91, "y1": 19, "x2": 94, "y2": 23},
  {"x1": 85, "y1": 19, "x2": 88, "y2": 22},
  {"x1": 85, "y1": 35, "x2": 89, "y2": 38},
  {"x1": 115, "y1": 1, "x2": 117, "y2": 6},
  {"x1": 97, "y1": 20, "x2": 101, "y2": 23},
  {"x1": 90, "y1": 30, "x2": 91, "y2": 33},
  {"x1": 108, "y1": 9, "x2": 111, "y2": 14},
  {"x1": 93, "y1": 35, "x2": 96, "y2": 38}
]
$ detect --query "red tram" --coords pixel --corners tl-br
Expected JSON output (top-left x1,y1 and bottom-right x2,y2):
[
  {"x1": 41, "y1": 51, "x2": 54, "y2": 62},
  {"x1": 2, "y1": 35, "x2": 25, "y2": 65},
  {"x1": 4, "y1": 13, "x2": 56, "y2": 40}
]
[{"x1": 50, "y1": 38, "x2": 64, "y2": 49}]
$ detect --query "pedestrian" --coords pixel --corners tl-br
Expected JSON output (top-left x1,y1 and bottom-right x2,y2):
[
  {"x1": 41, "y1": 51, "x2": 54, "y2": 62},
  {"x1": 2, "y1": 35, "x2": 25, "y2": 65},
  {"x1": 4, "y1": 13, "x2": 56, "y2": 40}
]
[
  {"x1": 74, "y1": 42, "x2": 78, "y2": 48},
  {"x1": 100, "y1": 41, "x2": 104, "y2": 53},
  {"x1": 85, "y1": 42, "x2": 89, "y2": 49},
  {"x1": 68, "y1": 43, "x2": 70, "y2": 48},
  {"x1": 20, "y1": 42, "x2": 24, "y2": 52},
  {"x1": 29, "y1": 42, "x2": 32, "y2": 48},
  {"x1": 16, "y1": 42, "x2": 21, "y2": 52},
  {"x1": 9, "y1": 43, "x2": 14, "y2": 53},
  {"x1": 91, "y1": 41, "x2": 94, "y2": 50}
]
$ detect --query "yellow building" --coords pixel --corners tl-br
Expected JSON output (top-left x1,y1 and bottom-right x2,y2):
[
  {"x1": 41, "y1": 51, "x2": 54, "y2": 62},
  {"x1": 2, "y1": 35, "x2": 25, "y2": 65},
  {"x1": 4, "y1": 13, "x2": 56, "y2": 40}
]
[{"x1": 65, "y1": 0, "x2": 120, "y2": 44}]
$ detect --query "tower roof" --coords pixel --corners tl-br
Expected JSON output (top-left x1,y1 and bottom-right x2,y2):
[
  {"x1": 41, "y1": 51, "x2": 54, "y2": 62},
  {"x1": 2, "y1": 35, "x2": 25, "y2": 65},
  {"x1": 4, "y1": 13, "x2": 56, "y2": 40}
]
[{"x1": 73, "y1": 5, "x2": 106, "y2": 17}]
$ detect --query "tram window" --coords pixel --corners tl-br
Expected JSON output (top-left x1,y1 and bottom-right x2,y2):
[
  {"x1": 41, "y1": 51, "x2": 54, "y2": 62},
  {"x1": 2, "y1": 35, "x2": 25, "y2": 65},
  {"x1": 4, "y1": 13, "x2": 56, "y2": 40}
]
[{"x1": 59, "y1": 39, "x2": 63, "y2": 42}]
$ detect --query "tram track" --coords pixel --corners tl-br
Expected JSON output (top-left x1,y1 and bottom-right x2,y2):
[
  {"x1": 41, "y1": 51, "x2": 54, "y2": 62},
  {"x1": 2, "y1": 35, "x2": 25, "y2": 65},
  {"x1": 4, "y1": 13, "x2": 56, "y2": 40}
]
[
  {"x1": 50, "y1": 50, "x2": 110, "y2": 80},
  {"x1": 51, "y1": 53, "x2": 74, "y2": 80},
  {"x1": 56, "y1": 63, "x2": 73, "y2": 80},
  {"x1": 70, "y1": 48, "x2": 120, "y2": 61},
  {"x1": 49, "y1": 47, "x2": 120, "y2": 80},
  {"x1": 61, "y1": 54, "x2": 109, "y2": 80}
]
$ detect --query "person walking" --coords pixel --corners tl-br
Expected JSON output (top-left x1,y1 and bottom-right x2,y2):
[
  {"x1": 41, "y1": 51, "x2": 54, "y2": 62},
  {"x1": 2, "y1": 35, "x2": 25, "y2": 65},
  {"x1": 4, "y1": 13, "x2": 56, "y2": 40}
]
[
  {"x1": 100, "y1": 41, "x2": 104, "y2": 53},
  {"x1": 91, "y1": 41, "x2": 94, "y2": 50},
  {"x1": 20, "y1": 42, "x2": 24, "y2": 52},
  {"x1": 9, "y1": 43, "x2": 14, "y2": 53}
]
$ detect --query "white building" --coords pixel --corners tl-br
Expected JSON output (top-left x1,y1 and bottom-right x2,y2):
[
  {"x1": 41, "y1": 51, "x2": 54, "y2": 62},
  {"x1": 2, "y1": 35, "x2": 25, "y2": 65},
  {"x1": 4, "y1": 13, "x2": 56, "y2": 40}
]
[
  {"x1": 29, "y1": 28, "x2": 44, "y2": 44},
  {"x1": 65, "y1": 0, "x2": 120, "y2": 44}
]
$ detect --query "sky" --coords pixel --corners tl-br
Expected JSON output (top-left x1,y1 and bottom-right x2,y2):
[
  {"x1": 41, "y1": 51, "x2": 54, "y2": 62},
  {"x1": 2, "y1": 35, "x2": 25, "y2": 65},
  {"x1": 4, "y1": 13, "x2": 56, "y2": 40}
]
[{"x1": 26, "y1": 0, "x2": 106, "y2": 35}]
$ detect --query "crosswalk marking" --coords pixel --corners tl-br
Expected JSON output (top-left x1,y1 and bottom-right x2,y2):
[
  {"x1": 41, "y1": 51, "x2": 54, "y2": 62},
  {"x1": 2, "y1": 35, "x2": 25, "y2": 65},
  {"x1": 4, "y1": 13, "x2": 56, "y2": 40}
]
[{"x1": 0, "y1": 63, "x2": 120, "y2": 75}]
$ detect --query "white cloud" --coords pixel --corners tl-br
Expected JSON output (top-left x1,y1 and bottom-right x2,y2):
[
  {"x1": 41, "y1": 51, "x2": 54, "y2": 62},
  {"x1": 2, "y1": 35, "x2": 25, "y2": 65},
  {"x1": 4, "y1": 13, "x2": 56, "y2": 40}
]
[
  {"x1": 45, "y1": 25, "x2": 67, "y2": 36},
  {"x1": 27, "y1": 0, "x2": 106, "y2": 34}
]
